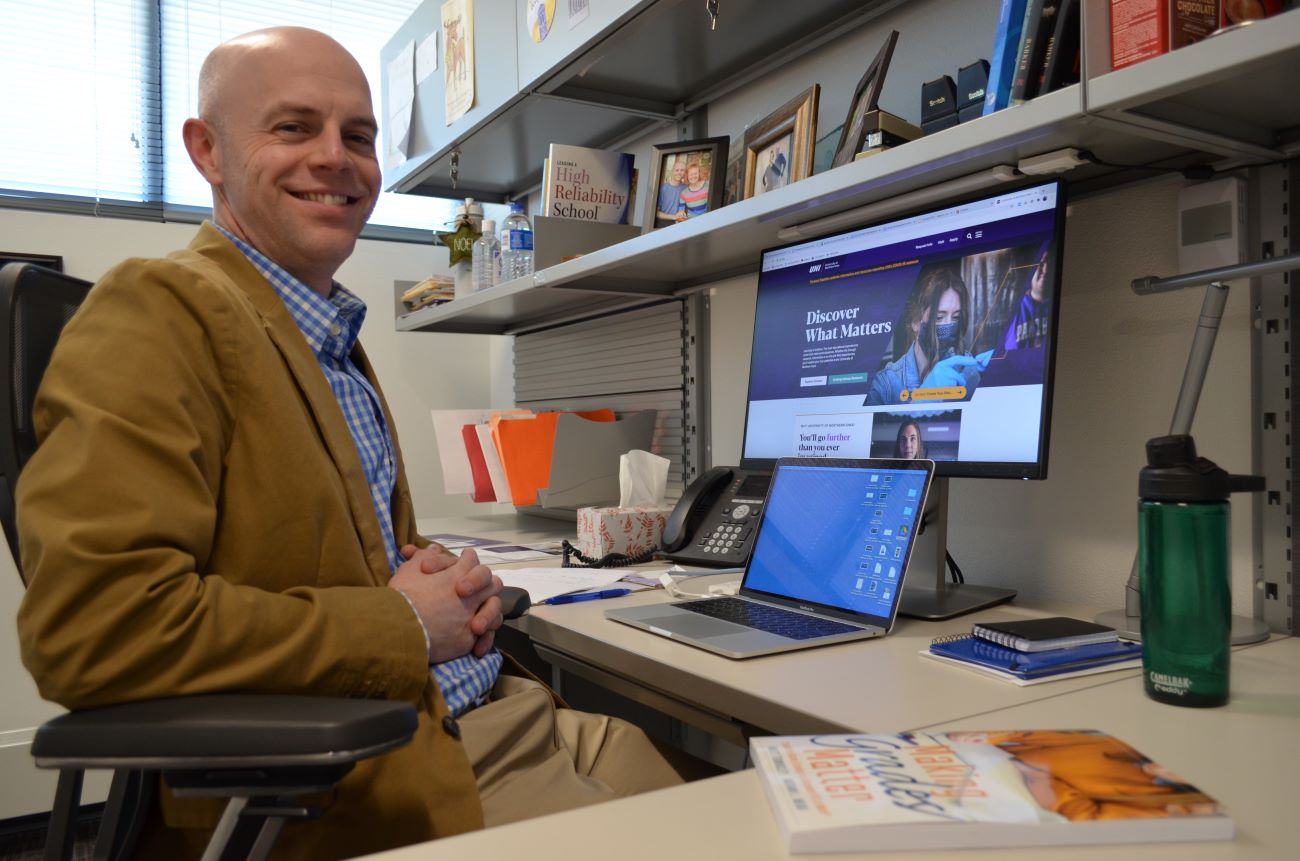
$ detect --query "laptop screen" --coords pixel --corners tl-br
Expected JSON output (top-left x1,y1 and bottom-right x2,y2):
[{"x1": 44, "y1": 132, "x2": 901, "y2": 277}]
[{"x1": 742, "y1": 460, "x2": 930, "y2": 622}]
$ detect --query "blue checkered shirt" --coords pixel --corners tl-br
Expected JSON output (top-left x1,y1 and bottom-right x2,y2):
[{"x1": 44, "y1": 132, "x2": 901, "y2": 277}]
[{"x1": 216, "y1": 226, "x2": 501, "y2": 716}]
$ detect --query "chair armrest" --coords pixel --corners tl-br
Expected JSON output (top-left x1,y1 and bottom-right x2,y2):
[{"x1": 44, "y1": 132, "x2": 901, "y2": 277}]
[{"x1": 32, "y1": 695, "x2": 417, "y2": 770}]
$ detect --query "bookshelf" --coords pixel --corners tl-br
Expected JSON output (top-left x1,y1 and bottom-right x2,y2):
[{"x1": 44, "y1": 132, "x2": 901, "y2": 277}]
[{"x1": 393, "y1": 4, "x2": 1300, "y2": 336}]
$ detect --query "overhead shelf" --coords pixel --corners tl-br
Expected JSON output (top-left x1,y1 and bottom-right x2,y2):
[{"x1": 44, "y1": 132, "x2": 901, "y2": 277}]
[
  {"x1": 395, "y1": 4, "x2": 1300, "y2": 336},
  {"x1": 388, "y1": 0, "x2": 913, "y2": 201},
  {"x1": 1085, "y1": 10, "x2": 1300, "y2": 157}
]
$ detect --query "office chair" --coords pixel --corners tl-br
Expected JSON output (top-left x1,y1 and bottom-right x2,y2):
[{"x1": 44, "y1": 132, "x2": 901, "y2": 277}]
[{"x1": 0, "y1": 262, "x2": 512, "y2": 861}]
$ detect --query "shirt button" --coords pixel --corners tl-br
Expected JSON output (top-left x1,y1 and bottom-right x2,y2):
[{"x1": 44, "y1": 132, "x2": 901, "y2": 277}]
[
  {"x1": 329, "y1": 322, "x2": 342, "y2": 336},
  {"x1": 441, "y1": 715, "x2": 461, "y2": 739}
]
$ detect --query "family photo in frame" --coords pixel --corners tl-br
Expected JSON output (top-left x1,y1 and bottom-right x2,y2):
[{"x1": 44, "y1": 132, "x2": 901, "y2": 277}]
[
  {"x1": 643, "y1": 136, "x2": 729, "y2": 231},
  {"x1": 743, "y1": 85, "x2": 819, "y2": 200}
]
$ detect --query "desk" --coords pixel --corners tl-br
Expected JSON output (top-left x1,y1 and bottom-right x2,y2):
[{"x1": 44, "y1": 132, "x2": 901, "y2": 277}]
[
  {"x1": 426, "y1": 515, "x2": 1151, "y2": 741},
  {"x1": 360, "y1": 636, "x2": 1300, "y2": 860}
]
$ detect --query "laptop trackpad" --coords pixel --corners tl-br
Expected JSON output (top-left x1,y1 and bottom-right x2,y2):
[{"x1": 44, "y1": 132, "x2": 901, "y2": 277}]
[{"x1": 640, "y1": 613, "x2": 749, "y2": 639}]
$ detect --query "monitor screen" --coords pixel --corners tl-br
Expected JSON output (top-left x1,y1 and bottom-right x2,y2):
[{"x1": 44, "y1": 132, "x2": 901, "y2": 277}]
[{"x1": 741, "y1": 179, "x2": 1066, "y2": 478}]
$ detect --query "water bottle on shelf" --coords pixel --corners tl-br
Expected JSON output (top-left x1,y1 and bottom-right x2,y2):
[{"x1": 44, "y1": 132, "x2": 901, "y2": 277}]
[
  {"x1": 471, "y1": 218, "x2": 500, "y2": 292},
  {"x1": 499, "y1": 202, "x2": 534, "y2": 282}
]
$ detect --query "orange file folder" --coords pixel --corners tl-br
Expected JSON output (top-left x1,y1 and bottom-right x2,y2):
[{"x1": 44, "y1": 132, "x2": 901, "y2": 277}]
[{"x1": 492, "y1": 409, "x2": 615, "y2": 506}]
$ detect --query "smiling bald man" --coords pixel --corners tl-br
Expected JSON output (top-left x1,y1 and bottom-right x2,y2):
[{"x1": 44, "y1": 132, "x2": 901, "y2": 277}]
[{"x1": 16, "y1": 27, "x2": 683, "y2": 860}]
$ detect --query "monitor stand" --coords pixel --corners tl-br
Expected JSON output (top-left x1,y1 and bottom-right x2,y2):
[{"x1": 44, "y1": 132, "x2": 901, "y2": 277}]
[{"x1": 897, "y1": 478, "x2": 1016, "y2": 620}]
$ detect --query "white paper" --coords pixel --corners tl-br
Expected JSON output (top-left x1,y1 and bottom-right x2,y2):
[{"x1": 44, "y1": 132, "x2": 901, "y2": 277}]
[
  {"x1": 473, "y1": 543, "x2": 563, "y2": 565},
  {"x1": 474, "y1": 423, "x2": 513, "y2": 502},
  {"x1": 430, "y1": 409, "x2": 491, "y2": 495},
  {"x1": 429, "y1": 409, "x2": 530, "y2": 496},
  {"x1": 442, "y1": 0, "x2": 475, "y2": 124},
  {"x1": 385, "y1": 40, "x2": 416, "y2": 162},
  {"x1": 415, "y1": 32, "x2": 439, "y2": 83},
  {"x1": 495, "y1": 567, "x2": 625, "y2": 605}
]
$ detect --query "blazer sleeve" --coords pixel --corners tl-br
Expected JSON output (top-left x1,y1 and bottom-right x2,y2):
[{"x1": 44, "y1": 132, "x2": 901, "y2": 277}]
[{"x1": 15, "y1": 257, "x2": 432, "y2": 711}]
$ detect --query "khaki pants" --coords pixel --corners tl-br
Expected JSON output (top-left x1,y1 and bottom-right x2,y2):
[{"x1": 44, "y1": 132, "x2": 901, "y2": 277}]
[{"x1": 458, "y1": 675, "x2": 686, "y2": 826}]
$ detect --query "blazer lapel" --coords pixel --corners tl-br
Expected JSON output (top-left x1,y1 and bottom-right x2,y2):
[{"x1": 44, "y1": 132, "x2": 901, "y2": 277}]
[{"x1": 187, "y1": 224, "x2": 393, "y2": 586}]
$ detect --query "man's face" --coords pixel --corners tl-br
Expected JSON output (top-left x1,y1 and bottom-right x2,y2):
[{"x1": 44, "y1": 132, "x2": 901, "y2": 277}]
[
  {"x1": 200, "y1": 36, "x2": 380, "y2": 291},
  {"x1": 670, "y1": 160, "x2": 686, "y2": 184}
]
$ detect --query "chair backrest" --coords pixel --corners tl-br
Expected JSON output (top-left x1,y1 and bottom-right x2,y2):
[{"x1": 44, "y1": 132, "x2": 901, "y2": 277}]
[{"x1": 0, "y1": 263, "x2": 93, "y2": 571}]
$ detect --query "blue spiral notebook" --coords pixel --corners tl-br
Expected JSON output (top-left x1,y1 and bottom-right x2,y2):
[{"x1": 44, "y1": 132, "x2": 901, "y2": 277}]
[{"x1": 928, "y1": 635, "x2": 1142, "y2": 680}]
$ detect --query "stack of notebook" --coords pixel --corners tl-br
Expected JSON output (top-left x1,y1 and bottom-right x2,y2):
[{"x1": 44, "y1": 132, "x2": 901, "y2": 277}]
[{"x1": 923, "y1": 617, "x2": 1142, "y2": 685}]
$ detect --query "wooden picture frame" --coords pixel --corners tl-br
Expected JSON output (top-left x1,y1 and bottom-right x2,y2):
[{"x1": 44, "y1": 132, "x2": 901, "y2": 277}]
[
  {"x1": 831, "y1": 31, "x2": 899, "y2": 169},
  {"x1": 743, "y1": 85, "x2": 819, "y2": 200},
  {"x1": 0, "y1": 252, "x2": 63, "y2": 273},
  {"x1": 642, "y1": 136, "x2": 730, "y2": 231}
]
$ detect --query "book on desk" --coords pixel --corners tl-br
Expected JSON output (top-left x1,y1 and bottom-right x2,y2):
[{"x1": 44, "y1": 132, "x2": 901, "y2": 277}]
[{"x1": 752, "y1": 730, "x2": 1232, "y2": 853}]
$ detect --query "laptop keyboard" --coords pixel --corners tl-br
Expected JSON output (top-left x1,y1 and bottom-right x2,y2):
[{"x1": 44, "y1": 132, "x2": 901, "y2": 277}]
[{"x1": 676, "y1": 597, "x2": 862, "y2": 640}]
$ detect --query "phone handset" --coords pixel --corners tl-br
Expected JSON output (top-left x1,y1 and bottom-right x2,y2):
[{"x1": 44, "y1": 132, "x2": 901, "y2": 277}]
[{"x1": 662, "y1": 466, "x2": 734, "y2": 552}]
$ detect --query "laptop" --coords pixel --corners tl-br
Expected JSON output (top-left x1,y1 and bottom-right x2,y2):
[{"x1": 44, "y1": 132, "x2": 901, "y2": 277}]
[{"x1": 606, "y1": 457, "x2": 934, "y2": 659}]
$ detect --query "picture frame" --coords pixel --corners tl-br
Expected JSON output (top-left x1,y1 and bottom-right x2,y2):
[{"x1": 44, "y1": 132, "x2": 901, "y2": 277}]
[
  {"x1": 743, "y1": 85, "x2": 820, "y2": 200},
  {"x1": 642, "y1": 135, "x2": 730, "y2": 232},
  {"x1": 831, "y1": 30, "x2": 899, "y2": 170},
  {"x1": 0, "y1": 251, "x2": 63, "y2": 273}
]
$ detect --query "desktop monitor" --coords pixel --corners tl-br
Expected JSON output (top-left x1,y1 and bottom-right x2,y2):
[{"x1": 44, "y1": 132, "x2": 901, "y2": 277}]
[
  {"x1": 741, "y1": 179, "x2": 1066, "y2": 479},
  {"x1": 737, "y1": 179, "x2": 1067, "y2": 619}
]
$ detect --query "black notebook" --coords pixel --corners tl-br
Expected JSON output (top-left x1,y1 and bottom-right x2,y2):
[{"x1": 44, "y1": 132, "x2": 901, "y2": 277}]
[{"x1": 972, "y1": 617, "x2": 1117, "y2": 653}]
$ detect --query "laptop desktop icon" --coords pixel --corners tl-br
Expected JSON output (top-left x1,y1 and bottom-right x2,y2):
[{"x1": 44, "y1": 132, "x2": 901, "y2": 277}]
[{"x1": 605, "y1": 457, "x2": 934, "y2": 659}]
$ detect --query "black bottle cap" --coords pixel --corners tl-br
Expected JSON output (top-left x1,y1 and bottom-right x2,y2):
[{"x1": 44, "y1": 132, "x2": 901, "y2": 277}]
[{"x1": 1138, "y1": 434, "x2": 1261, "y2": 502}]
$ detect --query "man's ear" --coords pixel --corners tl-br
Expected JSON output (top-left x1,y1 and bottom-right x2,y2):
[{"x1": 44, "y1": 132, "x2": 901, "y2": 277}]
[{"x1": 182, "y1": 118, "x2": 223, "y2": 186}]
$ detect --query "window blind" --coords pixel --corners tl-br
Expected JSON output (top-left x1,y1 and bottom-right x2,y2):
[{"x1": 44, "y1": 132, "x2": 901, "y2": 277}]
[{"x1": 0, "y1": 0, "x2": 161, "y2": 215}]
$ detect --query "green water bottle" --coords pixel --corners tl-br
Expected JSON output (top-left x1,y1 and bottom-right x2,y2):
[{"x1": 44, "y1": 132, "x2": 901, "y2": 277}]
[{"x1": 1137, "y1": 435, "x2": 1261, "y2": 708}]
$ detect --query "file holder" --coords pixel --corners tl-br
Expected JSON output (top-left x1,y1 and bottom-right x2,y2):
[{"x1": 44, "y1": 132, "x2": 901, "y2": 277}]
[
  {"x1": 532, "y1": 216, "x2": 641, "y2": 270},
  {"x1": 534, "y1": 410, "x2": 657, "y2": 509}
]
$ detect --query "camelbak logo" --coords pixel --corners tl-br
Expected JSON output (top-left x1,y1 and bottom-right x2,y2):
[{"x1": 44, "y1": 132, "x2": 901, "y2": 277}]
[{"x1": 1149, "y1": 671, "x2": 1192, "y2": 696}]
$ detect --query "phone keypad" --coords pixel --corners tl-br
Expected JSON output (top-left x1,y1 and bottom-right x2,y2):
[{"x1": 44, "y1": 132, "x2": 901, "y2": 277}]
[{"x1": 698, "y1": 522, "x2": 753, "y2": 556}]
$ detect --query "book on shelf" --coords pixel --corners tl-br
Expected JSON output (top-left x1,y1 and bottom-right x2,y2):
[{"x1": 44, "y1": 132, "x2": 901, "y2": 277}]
[
  {"x1": 752, "y1": 730, "x2": 1232, "y2": 853},
  {"x1": 1009, "y1": 0, "x2": 1060, "y2": 106},
  {"x1": 984, "y1": 0, "x2": 1030, "y2": 115},
  {"x1": 1036, "y1": 0, "x2": 1080, "y2": 95},
  {"x1": 542, "y1": 143, "x2": 636, "y2": 225},
  {"x1": 973, "y1": 616, "x2": 1117, "y2": 652},
  {"x1": 926, "y1": 634, "x2": 1142, "y2": 682}
]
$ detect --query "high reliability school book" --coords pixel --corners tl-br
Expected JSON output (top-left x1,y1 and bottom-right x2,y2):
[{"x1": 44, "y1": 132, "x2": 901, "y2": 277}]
[
  {"x1": 752, "y1": 730, "x2": 1231, "y2": 853},
  {"x1": 543, "y1": 143, "x2": 635, "y2": 224}
]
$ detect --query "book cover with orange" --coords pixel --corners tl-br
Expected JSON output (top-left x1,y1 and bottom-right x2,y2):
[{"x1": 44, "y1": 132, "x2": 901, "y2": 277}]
[
  {"x1": 752, "y1": 730, "x2": 1231, "y2": 853},
  {"x1": 492, "y1": 410, "x2": 616, "y2": 506}
]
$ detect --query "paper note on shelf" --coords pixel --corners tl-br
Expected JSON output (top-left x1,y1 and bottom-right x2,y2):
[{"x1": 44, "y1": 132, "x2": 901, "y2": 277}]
[{"x1": 494, "y1": 567, "x2": 626, "y2": 605}]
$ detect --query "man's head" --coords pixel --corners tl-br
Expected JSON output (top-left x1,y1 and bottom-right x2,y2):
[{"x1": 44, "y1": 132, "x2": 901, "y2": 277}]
[{"x1": 183, "y1": 27, "x2": 380, "y2": 295}]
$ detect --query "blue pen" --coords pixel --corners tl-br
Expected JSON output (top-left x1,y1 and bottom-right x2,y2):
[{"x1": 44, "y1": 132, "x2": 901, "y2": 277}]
[{"x1": 542, "y1": 588, "x2": 632, "y2": 605}]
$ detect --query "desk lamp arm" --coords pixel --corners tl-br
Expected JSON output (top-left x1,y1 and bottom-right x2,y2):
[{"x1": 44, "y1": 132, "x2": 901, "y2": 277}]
[{"x1": 1107, "y1": 249, "x2": 1300, "y2": 638}]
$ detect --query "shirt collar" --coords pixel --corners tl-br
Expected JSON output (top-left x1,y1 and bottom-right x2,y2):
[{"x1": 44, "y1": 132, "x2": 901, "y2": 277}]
[{"x1": 213, "y1": 223, "x2": 367, "y2": 357}]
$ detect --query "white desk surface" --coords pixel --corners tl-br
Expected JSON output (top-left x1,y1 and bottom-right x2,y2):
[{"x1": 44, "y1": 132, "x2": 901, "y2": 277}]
[
  {"x1": 361, "y1": 636, "x2": 1300, "y2": 860},
  {"x1": 424, "y1": 515, "x2": 1151, "y2": 735}
]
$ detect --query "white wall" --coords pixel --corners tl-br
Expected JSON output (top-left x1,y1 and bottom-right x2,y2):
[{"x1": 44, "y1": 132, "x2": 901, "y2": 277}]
[{"x1": 0, "y1": 207, "x2": 504, "y2": 816}]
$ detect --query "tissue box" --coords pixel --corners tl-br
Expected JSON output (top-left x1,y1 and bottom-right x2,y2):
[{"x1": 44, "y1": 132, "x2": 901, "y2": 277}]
[{"x1": 576, "y1": 505, "x2": 673, "y2": 559}]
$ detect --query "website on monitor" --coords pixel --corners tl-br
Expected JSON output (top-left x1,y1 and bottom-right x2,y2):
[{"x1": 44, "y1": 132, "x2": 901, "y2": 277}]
[{"x1": 744, "y1": 183, "x2": 1060, "y2": 466}]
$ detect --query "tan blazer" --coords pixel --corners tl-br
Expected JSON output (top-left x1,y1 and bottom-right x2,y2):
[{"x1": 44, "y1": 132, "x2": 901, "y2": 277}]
[{"x1": 17, "y1": 223, "x2": 484, "y2": 858}]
